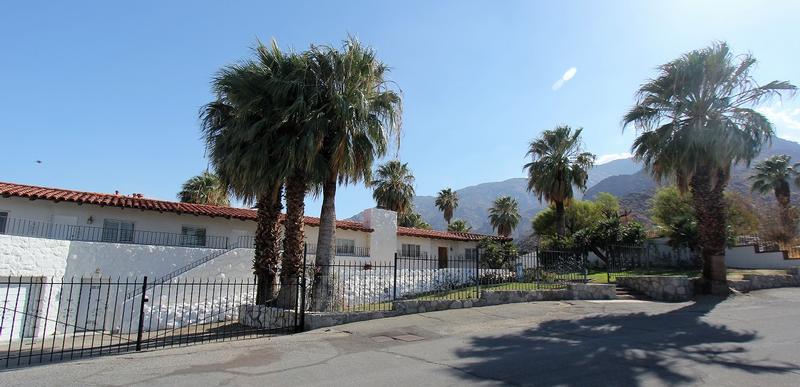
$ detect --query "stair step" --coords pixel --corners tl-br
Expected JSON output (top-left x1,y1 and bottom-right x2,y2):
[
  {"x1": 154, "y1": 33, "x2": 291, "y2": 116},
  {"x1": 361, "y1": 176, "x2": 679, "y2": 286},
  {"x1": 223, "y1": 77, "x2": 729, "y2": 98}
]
[{"x1": 614, "y1": 286, "x2": 648, "y2": 300}]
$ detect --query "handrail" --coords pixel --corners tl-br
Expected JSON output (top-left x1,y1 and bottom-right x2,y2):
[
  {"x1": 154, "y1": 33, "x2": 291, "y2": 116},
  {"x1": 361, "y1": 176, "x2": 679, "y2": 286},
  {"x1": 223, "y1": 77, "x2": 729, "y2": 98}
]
[
  {"x1": 124, "y1": 242, "x2": 249, "y2": 299},
  {"x1": 0, "y1": 216, "x2": 229, "y2": 249}
]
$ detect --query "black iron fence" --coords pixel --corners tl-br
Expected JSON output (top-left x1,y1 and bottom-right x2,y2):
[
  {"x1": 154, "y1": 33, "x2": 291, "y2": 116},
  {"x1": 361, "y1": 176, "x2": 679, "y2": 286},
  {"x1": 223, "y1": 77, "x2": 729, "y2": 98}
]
[
  {"x1": 310, "y1": 248, "x2": 588, "y2": 313},
  {"x1": 0, "y1": 217, "x2": 229, "y2": 249},
  {"x1": 0, "y1": 276, "x2": 303, "y2": 369},
  {"x1": 1, "y1": 246, "x2": 590, "y2": 368},
  {"x1": 604, "y1": 244, "x2": 700, "y2": 283}
]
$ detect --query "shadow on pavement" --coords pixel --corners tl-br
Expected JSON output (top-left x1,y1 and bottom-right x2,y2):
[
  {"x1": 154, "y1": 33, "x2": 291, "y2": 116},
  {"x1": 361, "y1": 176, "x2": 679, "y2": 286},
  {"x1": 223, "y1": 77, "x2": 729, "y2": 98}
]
[{"x1": 453, "y1": 297, "x2": 799, "y2": 386}]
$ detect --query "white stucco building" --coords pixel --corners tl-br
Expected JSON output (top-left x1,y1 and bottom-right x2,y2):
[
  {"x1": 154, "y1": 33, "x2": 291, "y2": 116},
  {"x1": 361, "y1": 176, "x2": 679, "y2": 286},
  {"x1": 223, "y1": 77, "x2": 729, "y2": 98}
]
[{"x1": 0, "y1": 181, "x2": 508, "y2": 280}]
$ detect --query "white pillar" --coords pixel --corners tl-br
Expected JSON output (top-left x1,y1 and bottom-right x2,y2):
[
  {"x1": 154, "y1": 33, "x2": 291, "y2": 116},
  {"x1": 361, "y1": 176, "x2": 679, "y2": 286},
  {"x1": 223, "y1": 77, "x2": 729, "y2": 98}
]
[{"x1": 360, "y1": 208, "x2": 397, "y2": 263}]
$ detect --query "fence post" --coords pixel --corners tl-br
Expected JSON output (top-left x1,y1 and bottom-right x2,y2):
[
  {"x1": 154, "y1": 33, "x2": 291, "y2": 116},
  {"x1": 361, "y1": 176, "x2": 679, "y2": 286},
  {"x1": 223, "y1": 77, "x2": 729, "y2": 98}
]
[
  {"x1": 298, "y1": 244, "x2": 307, "y2": 332},
  {"x1": 535, "y1": 246, "x2": 541, "y2": 286},
  {"x1": 583, "y1": 247, "x2": 588, "y2": 283},
  {"x1": 135, "y1": 276, "x2": 148, "y2": 351},
  {"x1": 475, "y1": 249, "x2": 480, "y2": 298},
  {"x1": 392, "y1": 253, "x2": 398, "y2": 300}
]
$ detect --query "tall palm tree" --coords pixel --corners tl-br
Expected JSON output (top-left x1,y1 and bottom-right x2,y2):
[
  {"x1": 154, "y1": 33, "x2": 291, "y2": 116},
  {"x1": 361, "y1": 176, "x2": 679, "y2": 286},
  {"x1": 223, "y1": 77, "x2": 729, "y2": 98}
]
[
  {"x1": 488, "y1": 196, "x2": 521, "y2": 238},
  {"x1": 623, "y1": 42, "x2": 796, "y2": 294},
  {"x1": 250, "y1": 43, "x2": 322, "y2": 308},
  {"x1": 750, "y1": 154, "x2": 798, "y2": 241},
  {"x1": 435, "y1": 188, "x2": 459, "y2": 225},
  {"x1": 398, "y1": 210, "x2": 431, "y2": 229},
  {"x1": 177, "y1": 171, "x2": 230, "y2": 206},
  {"x1": 307, "y1": 38, "x2": 402, "y2": 311},
  {"x1": 201, "y1": 40, "x2": 313, "y2": 306},
  {"x1": 202, "y1": 98, "x2": 283, "y2": 304},
  {"x1": 524, "y1": 126, "x2": 595, "y2": 237},
  {"x1": 447, "y1": 219, "x2": 472, "y2": 233},
  {"x1": 371, "y1": 160, "x2": 415, "y2": 213}
]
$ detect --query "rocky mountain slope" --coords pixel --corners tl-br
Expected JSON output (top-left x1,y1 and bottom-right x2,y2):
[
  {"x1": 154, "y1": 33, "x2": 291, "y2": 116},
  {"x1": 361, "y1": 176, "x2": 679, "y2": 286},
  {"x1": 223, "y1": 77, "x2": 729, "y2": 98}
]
[{"x1": 582, "y1": 137, "x2": 800, "y2": 223}]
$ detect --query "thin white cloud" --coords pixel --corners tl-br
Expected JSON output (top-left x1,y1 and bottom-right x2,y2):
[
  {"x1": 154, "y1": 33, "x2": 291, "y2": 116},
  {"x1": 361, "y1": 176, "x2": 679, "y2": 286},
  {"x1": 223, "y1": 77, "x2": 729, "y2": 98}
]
[
  {"x1": 552, "y1": 67, "x2": 577, "y2": 91},
  {"x1": 596, "y1": 152, "x2": 632, "y2": 165},
  {"x1": 758, "y1": 104, "x2": 800, "y2": 141},
  {"x1": 562, "y1": 67, "x2": 577, "y2": 81}
]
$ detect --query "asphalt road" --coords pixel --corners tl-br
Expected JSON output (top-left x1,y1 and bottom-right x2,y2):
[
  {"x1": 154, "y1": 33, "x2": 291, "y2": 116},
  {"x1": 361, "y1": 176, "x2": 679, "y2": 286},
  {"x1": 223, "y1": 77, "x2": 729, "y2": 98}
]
[{"x1": 4, "y1": 288, "x2": 800, "y2": 386}]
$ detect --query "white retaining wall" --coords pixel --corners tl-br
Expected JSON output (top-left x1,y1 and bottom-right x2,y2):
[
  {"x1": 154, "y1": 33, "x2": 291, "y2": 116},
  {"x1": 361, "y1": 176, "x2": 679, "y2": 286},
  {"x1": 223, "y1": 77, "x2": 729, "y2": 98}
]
[
  {"x1": 330, "y1": 267, "x2": 515, "y2": 307},
  {"x1": 0, "y1": 235, "x2": 258, "y2": 338},
  {"x1": 115, "y1": 284, "x2": 257, "y2": 333},
  {"x1": 725, "y1": 245, "x2": 800, "y2": 269},
  {"x1": 0, "y1": 235, "x2": 257, "y2": 281}
]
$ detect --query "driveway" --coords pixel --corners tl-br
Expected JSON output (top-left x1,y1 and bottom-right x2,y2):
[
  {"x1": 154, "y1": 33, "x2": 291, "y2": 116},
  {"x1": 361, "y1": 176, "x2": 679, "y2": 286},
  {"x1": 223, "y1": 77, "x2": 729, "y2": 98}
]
[{"x1": 5, "y1": 288, "x2": 800, "y2": 386}]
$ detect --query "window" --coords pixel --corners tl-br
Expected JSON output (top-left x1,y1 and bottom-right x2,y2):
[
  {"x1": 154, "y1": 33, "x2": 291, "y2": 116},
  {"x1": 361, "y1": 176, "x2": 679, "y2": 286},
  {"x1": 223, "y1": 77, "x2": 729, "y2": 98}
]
[
  {"x1": 336, "y1": 239, "x2": 356, "y2": 255},
  {"x1": 0, "y1": 212, "x2": 7, "y2": 234},
  {"x1": 401, "y1": 243, "x2": 421, "y2": 258},
  {"x1": 181, "y1": 226, "x2": 207, "y2": 247},
  {"x1": 465, "y1": 248, "x2": 478, "y2": 260},
  {"x1": 102, "y1": 219, "x2": 134, "y2": 243}
]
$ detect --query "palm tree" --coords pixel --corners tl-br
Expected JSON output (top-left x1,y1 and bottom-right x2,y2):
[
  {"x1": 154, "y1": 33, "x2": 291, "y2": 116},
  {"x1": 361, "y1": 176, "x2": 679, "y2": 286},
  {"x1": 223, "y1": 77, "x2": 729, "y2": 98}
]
[
  {"x1": 372, "y1": 160, "x2": 415, "y2": 213},
  {"x1": 250, "y1": 43, "x2": 324, "y2": 308},
  {"x1": 524, "y1": 126, "x2": 595, "y2": 238},
  {"x1": 398, "y1": 210, "x2": 431, "y2": 229},
  {"x1": 622, "y1": 42, "x2": 796, "y2": 294},
  {"x1": 447, "y1": 219, "x2": 472, "y2": 233},
  {"x1": 750, "y1": 154, "x2": 798, "y2": 242},
  {"x1": 307, "y1": 38, "x2": 402, "y2": 311},
  {"x1": 488, "y1": 196, "x2": 521, "y2": 238},
  {"x1": 201, "y1": 40, "x2": 313, "y2": 306},
  {"x1": 177, "y1": 171, "x2": 230, "y2": 206},
  {"x1": 435, "y1": 188, "x2": 459, "y2": 225}
]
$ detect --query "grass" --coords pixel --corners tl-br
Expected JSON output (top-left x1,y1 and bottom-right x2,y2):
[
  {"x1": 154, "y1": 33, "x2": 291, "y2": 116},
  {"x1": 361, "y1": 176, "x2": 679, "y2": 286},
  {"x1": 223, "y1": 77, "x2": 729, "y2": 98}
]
[
  {"x1": 590, "y1": 268, "x2": 701, "y2": 284},
  {"x1": 590, "y1": 268, "x2": 790, "y2": 283},
  {"x1": 350, "y1": 302, "x2": 393, "y2": 312},
  {"x1": 413, "y1": 282, "x2": 546, "y2": 301}
]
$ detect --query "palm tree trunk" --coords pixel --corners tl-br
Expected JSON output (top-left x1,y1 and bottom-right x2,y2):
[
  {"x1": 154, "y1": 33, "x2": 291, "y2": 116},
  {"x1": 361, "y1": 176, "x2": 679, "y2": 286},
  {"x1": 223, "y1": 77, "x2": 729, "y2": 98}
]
[
  {"x1": 254, "y1": 185, "x2": 283, "y2": 305},
  {"x1": 555, "y1": 201, "x2": 566, "y2": 238},
  {"x1": 276, "y1": 172, "x2": 306, "y2": 309},
  {"x1": 690, "y1": 169, "x2": 728, "y2": 295},
  {"x1": 775, "y1": 184, "x2": 794, "y2": 244},
  {"x1": 311, "y1": 173, "x2": 337, "y2": 311}
]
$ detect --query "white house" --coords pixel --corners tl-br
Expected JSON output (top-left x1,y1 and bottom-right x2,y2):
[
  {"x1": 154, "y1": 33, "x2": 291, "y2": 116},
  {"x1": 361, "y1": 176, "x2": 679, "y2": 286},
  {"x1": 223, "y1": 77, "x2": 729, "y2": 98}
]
[
  {"x1": 0, "y1": 181, "x2": 508, "y2": 281},
  {"x1": 0, "y1": 181, "x2": 512, "y2": 341}
]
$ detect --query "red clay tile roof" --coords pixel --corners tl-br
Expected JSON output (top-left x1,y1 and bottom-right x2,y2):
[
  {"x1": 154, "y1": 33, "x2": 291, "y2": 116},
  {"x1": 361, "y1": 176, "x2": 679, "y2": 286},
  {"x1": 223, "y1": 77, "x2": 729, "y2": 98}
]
[
  {"x1": 0, "y1": 181, "x2": 370, "y2": 232},
  {"x1": 0, "y1": 181, "x2": 510, "y2": 240},
  {"x1": 397, "y1": 226, "x2": 512, "y2": 242}
]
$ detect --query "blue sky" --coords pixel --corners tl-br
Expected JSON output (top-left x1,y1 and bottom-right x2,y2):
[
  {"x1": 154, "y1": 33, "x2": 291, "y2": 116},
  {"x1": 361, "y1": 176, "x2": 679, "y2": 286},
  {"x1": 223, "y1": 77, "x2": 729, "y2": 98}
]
[{"x1": 2, "y1": 0, "x2": 799, "y2": 218}]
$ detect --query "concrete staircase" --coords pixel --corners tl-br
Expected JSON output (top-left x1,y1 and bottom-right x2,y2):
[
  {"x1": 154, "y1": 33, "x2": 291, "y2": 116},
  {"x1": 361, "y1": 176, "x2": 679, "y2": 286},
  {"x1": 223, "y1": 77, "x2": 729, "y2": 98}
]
[
  {"x1": 125, "y1": 243, "x2": 252, "y2": 299},
  {"x1": 614, "y1": 285, "x2": 648, "y2": 300}
]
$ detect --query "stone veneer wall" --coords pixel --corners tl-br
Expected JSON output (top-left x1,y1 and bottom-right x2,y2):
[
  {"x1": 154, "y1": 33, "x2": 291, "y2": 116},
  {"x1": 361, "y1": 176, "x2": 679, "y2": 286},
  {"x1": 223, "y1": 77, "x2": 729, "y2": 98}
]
[
  {"x1": 616, "y1": 276, "x2": 693, "y2": 302},
  {"x1": 237, "y1": 283, "x2": 616, "y2": 331},
  {"x1": 730, "y1": 268, "x2": 800, "y2": 292},
  {"x1": 619, "y1": 269, "x2": 800, "y2": 300}
]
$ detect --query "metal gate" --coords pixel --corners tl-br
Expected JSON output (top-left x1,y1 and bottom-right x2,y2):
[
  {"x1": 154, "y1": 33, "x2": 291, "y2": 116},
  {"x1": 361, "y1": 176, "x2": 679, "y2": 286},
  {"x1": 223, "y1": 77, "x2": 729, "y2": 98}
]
[{"x1": 0, "y1": 276, "x2": 305, "y2": 369}]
